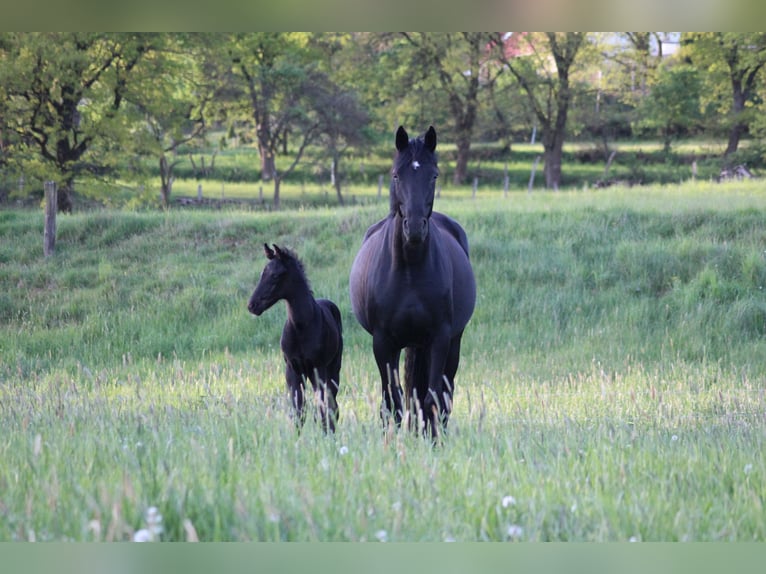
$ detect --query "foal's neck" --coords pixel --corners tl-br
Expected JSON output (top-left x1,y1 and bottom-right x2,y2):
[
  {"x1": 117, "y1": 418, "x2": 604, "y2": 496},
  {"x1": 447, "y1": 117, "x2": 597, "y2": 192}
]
[{"x1": 284, "y1": 278, "x2": 318, "y2": 329}]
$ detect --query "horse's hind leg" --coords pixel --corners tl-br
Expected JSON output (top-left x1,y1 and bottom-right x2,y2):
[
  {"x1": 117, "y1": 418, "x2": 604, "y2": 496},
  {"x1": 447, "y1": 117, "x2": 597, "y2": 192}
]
[
  {"x1": 443, "y1": 332, "x2": 464, "y2": 410},
  {"x1": 423, "y1": 332, "x2": 462, "y2": 440},
  {"x1": 405, "y1": 347, "x2": 430, "y2": 434}
]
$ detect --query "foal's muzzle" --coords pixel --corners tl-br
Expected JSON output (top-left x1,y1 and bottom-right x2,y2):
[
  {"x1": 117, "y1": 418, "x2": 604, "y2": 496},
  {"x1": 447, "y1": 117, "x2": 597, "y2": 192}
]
[{"x1": 248, "y1": 299, "x2": 264, "y2": 316}]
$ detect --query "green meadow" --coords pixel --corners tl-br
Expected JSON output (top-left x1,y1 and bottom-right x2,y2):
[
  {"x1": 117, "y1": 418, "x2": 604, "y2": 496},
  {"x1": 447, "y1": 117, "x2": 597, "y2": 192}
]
[{"x1": 1, "y1": 180, "x2": 765, "y2": 541}]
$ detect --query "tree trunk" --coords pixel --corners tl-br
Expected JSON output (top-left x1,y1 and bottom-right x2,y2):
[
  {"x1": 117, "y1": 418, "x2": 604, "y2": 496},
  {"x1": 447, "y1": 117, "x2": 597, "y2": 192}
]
[
  {"x1": 663, "y1": 125, "x2": 673, "y2": 154},
  {"x1": 57, "y1": 180, "x2": 74, "y2": 213},
  {"x1": 725, "y1": 123, "x2": 746, "y2": 156},
  {"x1": 542, "y1": 132, "x2": 564, "y2": 190},
  {"x1": 257, "y1": 117, "x2": 276, "y2": 181},
  {"x1": 159, "y1": 155, "x2": 174, "y2": 208},
  {"x1": 725, "y1": 84, "x2": 747, "y2": 156},
  {"x1": 453, "y1": 135, "x2": 471, "y2": 186}
]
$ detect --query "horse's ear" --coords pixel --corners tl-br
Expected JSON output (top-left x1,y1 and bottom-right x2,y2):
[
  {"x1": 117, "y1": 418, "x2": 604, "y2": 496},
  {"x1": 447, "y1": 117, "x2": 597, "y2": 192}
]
[
  {"x1": 272, "y1": 244, "x2": 284, "y2": 259},
  {"x1": 264, "y1": 243, "x2": 275, "y2": 259},
  {"x1": 395, "y1": 126, "x2": 409, "y2": 152},
  {"x1": 424, "y1": 126, "x2": 437, "y2": 152}
]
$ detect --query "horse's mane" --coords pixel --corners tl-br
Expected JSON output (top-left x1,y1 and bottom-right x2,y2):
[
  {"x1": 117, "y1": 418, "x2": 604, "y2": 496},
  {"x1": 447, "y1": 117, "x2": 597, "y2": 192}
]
[{"x1": 276, "y1": 246, "x2": 313, "y2": 295}]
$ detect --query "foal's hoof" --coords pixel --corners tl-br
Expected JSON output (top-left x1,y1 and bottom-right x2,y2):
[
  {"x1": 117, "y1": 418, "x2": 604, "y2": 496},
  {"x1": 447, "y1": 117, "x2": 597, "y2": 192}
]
[{"x1": 423, "y1": 392, "x2": 451, "y2": 440}]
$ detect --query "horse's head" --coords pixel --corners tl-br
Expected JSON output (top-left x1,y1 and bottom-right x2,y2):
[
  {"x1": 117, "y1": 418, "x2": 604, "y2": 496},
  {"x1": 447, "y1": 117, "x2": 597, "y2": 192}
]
[
  {"x1": 248, "y1": 243, "x2": 293, "y2": 316},
  {"x1": 391, "y1": 126, "x2": 438, "y2": 245}
]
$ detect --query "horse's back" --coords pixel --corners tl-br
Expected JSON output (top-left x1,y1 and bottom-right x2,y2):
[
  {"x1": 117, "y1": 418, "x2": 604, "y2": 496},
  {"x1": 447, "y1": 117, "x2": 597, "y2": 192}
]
[
  {"x1": 318, "y1": 298, "x2": 343, "y2": 335},
  {"x1": 432, "y1": 211, "x2": 470, "y2": 258}
]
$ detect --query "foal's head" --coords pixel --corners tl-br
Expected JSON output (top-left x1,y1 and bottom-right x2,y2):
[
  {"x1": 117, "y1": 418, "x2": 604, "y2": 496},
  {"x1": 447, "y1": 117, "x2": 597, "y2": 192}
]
[
  {"x1": 247, "y1": 244, "x2": 308, "y2": 316},
  {"x1": 390, "y1": 126, "x2": 439, "y2": 245}
]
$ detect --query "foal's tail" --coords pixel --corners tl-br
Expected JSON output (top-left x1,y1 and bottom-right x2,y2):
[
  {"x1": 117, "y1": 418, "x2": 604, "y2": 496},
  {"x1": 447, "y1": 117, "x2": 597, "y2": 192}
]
[{"x1": 403, "y1": 347, "x2": 429, "y2": 428}]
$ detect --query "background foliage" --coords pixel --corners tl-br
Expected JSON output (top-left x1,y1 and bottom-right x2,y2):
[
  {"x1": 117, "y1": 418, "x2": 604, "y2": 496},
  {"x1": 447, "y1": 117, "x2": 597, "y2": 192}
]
[{"x1": 2, "y1": 32, "x2": 766, "y2": 208}]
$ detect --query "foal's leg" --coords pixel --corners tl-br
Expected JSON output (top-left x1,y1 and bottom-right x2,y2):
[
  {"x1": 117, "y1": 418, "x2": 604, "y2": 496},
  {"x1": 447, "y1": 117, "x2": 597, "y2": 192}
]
[
  {"x1": 325, "y1": 348, "x2": 342, "y2": 430},
  {"x1": 285, "y1": 362, "x2": 306, "y2": 426},
  {"x1": 373, "y1": 332, "x2": 404, "y2": 425},
  {"x1": 311, "y1": 367, "x2": 338, "y2": 433}
]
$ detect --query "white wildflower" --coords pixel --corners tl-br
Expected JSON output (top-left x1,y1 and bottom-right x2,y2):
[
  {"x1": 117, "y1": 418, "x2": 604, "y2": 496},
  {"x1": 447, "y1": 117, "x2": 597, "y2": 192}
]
[
  {"x1": 671, "y1": 435, "x2": 679, "y2": 442},
  {"x1": 339, "y1": 445, "x2": 349, "y2": 456},
  {"x1": 501, "y1": 495, "x2": 516, "y2": 508},
  {"x1": 133, "y1": 506, "x2": 163, "y2": 542},
  {"x1": 375, "y1": 529, "x2": 388, "y2": 542},
  {"x1": 133, "y1": 529, "x2": 153, "y2": 543},
  {"x1": 629, "y1": 535, "x2": 639, "y2": 543},
  {"x1": 744, "y1": 464, "x2": 753, "y2": 475},
  {"x1": 506, "y1": 524, "x2": 523, "y2": 541}
]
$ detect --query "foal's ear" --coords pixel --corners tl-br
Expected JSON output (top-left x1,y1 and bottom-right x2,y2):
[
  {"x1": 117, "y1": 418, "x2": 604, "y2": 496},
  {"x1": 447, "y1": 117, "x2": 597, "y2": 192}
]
[
  {"x1": 424, "y1": 126, "x2": 437, "y2": 152},
  {"x1": 264, "y1": 243, "x2": 275, "y2": 259},
  {"x1": 395, "y1": 126, "x2": 409, "y2": 152},
  {"x1": 272, "y1": 244, "x2": 284, "y2": 258}
]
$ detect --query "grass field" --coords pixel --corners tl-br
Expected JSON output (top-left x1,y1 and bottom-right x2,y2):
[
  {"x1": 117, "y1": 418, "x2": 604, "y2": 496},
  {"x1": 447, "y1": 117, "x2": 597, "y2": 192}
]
[{"x1": 1, "y1": 180, "x2": 765, "y2": 541}]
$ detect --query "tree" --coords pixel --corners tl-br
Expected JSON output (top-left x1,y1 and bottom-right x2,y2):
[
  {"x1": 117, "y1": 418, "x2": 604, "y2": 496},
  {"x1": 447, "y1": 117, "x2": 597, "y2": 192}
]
[
  {"x1": 0, "y1": 33, "x2": 156, "y2": 211},
  {"x1": 125, "y1": 34, "x2": 226, "y2": 207},
  {"x1": 400, "y1": 33, "x2": 499, "y2": 185},
  {"x1": 225, "y1": 33, "x2": 325, "y2": 208},
  {"x1": 308, "y1": 33, "x2": 372, "y2": 204},
  {"x1": 637, "y1": 61, "x2": 701, "y2": 154},
  {"x1": 495, "y1": 32, "x2": 588, "y2": 190},
  {"x1": 683, "y1": 32, "x2": 766, "y2": 157}
]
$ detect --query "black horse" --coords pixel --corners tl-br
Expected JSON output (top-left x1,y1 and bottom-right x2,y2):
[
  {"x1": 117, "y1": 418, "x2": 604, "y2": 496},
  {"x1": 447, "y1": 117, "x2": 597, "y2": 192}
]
[
  {"x1": 349, "y1": 126, "x2": 476, "y2": 439},
  {"x1": 248, "y1": 244, "x2": 343, "y2": 431}
]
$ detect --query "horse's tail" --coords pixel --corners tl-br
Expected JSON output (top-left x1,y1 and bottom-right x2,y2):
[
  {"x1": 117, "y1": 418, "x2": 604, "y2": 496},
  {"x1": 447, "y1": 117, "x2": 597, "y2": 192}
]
[{"x1": 404, "y1": 347, "x2": 429, "y2": 429}]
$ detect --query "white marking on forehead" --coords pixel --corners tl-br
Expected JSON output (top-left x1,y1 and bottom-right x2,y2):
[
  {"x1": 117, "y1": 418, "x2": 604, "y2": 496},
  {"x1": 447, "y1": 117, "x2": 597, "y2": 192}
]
[{"x1": 412, "y1": 160, "x2": 420, "y2": 170}]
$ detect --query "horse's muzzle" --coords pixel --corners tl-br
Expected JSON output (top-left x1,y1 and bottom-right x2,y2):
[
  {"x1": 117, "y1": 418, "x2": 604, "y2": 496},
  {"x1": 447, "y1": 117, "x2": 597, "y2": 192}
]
[
  {"x1": 403, "y1": 216, "x2": 429, "y2": 244},
  {"x1": 248, "y1": 299, "x2": 264, "y2": 316}
]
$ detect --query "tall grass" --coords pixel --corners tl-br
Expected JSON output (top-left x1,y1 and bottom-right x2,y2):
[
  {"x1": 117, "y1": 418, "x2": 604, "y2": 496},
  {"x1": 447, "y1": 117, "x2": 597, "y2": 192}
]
[{"x1": 1, "y1": 181, "x2": 765, "y2": 541}]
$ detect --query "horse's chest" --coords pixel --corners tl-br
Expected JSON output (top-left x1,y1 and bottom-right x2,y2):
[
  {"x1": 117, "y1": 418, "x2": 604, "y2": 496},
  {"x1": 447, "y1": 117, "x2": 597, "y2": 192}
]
[
  {"x1": 281, "y1": 326, "x2": 324, "y2": 367},
  {"x1": 379, "y1": 278, "x2": 449, "y2": 340}
]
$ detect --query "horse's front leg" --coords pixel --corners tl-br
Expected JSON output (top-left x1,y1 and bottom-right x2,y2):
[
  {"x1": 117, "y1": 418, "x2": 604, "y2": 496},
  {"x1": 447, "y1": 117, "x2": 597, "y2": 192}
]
[
  {"x1": 285, "y1": 362, "x2": 306, "y2": 427},
  {"x1": 373, "y1": 332, "x2": 403, "y2": 425},
  {"x1": 423, "y1": 330, "x2": 452, "y2": 440}
]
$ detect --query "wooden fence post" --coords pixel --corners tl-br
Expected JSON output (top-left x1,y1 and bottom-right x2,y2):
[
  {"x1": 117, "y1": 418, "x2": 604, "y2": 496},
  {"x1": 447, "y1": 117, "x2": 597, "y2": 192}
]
[
  {"x1": 503, "y1": 162, "x2": 509, "y2": 198},
  {"x1": 528, "y1": 156, "x2": 541, "y2": 194},
  {"x1": 43, "y1": 181, "x2": 57, "y2": 257}
]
